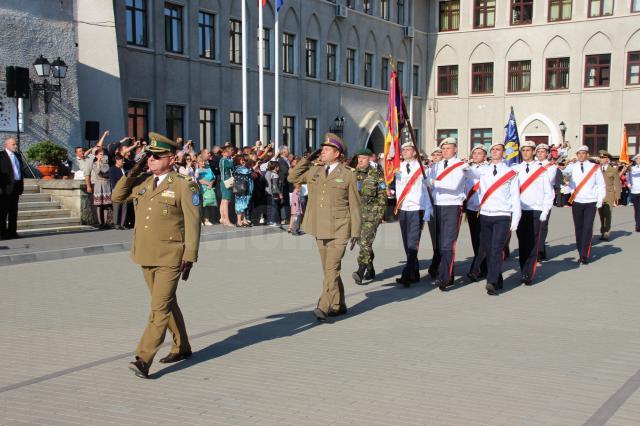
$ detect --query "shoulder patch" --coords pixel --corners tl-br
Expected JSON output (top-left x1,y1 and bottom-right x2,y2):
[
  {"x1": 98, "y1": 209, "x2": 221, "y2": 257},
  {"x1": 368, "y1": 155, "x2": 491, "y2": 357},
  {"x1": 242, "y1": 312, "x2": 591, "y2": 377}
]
[
  {"x1": 378, "y1": 182, "x2": 387, "y2": 189},
  {"x1": 189, "y1": 184, "x2": 198, "y2": 193},
  {"x1": 192, "y1": 193, "x2": 200, "y2": 206}
]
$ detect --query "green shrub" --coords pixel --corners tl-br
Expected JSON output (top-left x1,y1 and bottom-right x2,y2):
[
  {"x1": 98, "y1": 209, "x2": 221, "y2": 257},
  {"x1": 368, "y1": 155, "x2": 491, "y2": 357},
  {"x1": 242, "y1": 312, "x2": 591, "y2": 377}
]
[{"x1": 25, "y1": 140, "x2": 68, "y2": 165}]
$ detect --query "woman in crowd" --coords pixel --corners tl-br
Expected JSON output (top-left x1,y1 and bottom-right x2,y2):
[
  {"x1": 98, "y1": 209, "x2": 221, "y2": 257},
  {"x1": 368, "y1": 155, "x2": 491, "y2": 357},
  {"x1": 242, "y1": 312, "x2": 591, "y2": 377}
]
[
  {"x1": 219, "y1": 146, "x2": 234, "y2": 226},
  {"x1": 233, "y1": 155, "x2": 253, "y2": 227},
  {"x1": 265, "y1": 161, "x2": 281, "y2": 226},
  {"x1": 195, "y1": 154, "x2": 217, "y2": 226},
  {"x1": 91, "y1": 150, "x2": 113, "y2": 229}
]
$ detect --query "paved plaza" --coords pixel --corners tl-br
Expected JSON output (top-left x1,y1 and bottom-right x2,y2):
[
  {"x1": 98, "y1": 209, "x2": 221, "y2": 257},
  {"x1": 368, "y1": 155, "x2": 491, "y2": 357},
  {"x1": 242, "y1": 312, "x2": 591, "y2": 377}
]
[{"x1": 1, "y1": 207, "x2": 639, "y2": 425}]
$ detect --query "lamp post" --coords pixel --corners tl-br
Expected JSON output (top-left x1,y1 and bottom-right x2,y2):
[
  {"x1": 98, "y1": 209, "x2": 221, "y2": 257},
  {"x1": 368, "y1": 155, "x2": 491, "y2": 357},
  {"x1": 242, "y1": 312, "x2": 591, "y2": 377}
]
[
  {"x1": 329, "y1": 115, "x2": 345, "y2": 138},
  {"x1": 31, "y1": 55, "x2": 67, "y2": 113},
  {"x1": 559, "y1": 121, "x2": 567, "y2": 145}
]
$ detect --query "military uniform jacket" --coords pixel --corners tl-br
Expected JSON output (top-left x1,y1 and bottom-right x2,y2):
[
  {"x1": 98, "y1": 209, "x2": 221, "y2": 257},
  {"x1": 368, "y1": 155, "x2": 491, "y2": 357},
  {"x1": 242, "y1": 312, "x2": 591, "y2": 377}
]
[
  {"x1": 288, "y1": 158, "x2": 361, "y2": 239},
  {"x1": 112, "y1": 171, "x2": 201, "y2": 266},
  {"x1": 601, "y1": 164, "x2": 621, "y2": 205},
  {"x1": 355, "y1": 165, "x2": 387, "y2": 222}
]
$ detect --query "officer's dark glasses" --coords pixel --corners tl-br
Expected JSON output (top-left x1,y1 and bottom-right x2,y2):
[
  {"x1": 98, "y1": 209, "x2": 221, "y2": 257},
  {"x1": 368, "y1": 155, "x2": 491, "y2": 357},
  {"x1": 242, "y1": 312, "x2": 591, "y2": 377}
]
[{"x1": 150, "y1": 153, "x2": 172, "y2": 160}]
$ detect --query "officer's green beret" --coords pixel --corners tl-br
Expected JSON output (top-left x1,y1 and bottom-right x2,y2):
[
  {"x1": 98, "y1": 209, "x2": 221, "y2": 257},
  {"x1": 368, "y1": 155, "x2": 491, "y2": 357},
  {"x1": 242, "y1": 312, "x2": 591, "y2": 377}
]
[{"x1": 355, "y1": 148, "x2": 373, "y2": 157}]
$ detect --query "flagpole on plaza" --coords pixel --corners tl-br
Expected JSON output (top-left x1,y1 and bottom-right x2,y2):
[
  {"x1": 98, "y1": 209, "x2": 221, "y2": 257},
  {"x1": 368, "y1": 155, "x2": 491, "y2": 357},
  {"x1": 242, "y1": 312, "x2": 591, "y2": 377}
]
[
  {"x1": 274, "y1": 1, "x2": 280, "y2": 150},
  {"x1": 242, "y1": 0, "x2": 249, "y2": 148},
  {"x1": 258, "y1": 0, "x2": 264, "y2": 144}
]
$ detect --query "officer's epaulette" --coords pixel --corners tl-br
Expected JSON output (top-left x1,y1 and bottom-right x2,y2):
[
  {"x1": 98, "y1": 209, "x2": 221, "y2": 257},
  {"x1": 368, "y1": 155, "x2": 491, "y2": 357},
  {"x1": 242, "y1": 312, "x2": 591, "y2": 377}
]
[
  {"x1": 345, "y1": 166, "x2": 356, "y2": 172},
  {"x1": 176, "y1": 173, "x2": 194, "y2": 181}
]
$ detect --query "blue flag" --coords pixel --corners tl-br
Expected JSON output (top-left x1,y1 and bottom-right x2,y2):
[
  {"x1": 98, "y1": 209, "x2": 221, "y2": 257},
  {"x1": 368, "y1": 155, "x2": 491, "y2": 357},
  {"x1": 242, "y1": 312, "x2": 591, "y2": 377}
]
[
  {"x1": 504, "y1": 109, "x2": 520, "y2": 166},
  {"x1": 277, "y1": 0, "x2": 283, "y2": 11}
]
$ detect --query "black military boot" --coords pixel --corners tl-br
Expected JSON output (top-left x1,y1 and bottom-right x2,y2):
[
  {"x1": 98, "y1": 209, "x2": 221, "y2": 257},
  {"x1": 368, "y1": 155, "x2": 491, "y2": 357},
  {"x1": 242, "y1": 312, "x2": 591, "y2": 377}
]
[
  {"x1": 352, "y1": 264, "x2": 367, "y2": 285},
  {"x1": 364, "y1": 262, "x2": 376, "y2": 280}
]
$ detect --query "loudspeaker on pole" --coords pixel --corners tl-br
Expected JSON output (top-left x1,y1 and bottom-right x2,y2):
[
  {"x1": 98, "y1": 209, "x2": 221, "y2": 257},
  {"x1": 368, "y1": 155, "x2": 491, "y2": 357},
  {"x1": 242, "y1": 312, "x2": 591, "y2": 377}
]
[
  {"x1": 5, "y1": 66, "x2": 30, "y2": 99},
  {"x1": 85, "y1": 121, "x2": 100, "y2": 142}
]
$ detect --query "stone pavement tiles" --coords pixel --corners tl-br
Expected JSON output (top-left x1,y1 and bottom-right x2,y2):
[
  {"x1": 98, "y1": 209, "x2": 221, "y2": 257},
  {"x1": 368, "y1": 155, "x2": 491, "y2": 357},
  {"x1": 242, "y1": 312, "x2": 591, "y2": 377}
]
[{"x1": 0, "y1": 207, "x2": 639, "y2": 425}]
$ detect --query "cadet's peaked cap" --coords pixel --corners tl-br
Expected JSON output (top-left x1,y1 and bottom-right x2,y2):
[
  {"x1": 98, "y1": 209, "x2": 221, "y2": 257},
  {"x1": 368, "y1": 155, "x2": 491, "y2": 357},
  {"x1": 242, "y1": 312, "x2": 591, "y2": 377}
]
[
  {"x1": 322, "y1": 133, "x2": 346, "y2": 154},
  {"x1": 536, "y1": 143, "x2": 550, "y2": 151},
  {"x1": 489, "y1": 141, "x2": 505, "y2": 150},
  {"x1": 521, "y1": 140, "x2": 537, "y2": 149},
  {"x1": 576, "y1": 145, "x2": 590, "y2": 153},
  {"x1": 470, "y1": 144, "x2": 487, "y2": 153},
  {"x1": 431, "y1": 146, "x2": 443, "y2": 154},
  {"x1": 439, "y1": 137, "x2": 457, "y2": 148},
  {"x1": 356, "y1": 147, "x2": 373, "y2": 156},
  {"x1": 148, "y1": 132, "x2": 180, "y2": 154},
  {"x1": 599, "y1": 150, "x2": 612, "y2": 159},
  {"x1": 401, "y1": 141, "x2": 415, "y2": 150}
]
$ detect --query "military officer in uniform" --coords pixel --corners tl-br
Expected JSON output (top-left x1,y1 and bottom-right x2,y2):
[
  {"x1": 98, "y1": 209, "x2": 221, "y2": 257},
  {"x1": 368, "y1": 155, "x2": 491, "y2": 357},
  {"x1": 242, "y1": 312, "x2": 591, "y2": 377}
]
[
  {"x1": 535, "y1": 144, "x2": 557, "y2": 260},
  {"x1": 112, "y1": 132, "x2": 201, "y2": 378},
  {"x1": 352, "y1": 148, "x2": 387, "y2": 285},
  {"x1": 628, "y1": 154, "x2": 640, "y2": 232},
  {"x1": 597, "y1": 150, "x2": 621, "y2": 241},
  {"x1": 288, "y1": 133, "x2": 361, "y2": 322}
]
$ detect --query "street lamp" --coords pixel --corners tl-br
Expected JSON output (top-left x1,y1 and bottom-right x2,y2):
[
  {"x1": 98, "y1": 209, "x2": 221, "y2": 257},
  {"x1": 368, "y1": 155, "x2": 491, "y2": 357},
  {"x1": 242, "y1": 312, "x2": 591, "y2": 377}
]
[
  {"x1": 329, "y1": 115, "x2": 345, "y2": 137},
  {"x1": 559, "y1": 121, "x2": 567, "y2": 143},
  {"x1": 31, "y1": 55, "x2": 67, "y2": 113}
]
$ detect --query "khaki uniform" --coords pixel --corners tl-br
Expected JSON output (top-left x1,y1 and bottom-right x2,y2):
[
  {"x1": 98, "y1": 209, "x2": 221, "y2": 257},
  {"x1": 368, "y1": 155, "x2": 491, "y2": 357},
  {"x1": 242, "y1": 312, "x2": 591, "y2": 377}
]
[
  {"x1": 112, "y1": 170, "x2": 201, "y2": 365},
  {"x1": 288, "y1": 158, "x2": 361, "y2": 313},
  {"x1": 599, "y1": 164, "x2": 621, "y2": 235}
]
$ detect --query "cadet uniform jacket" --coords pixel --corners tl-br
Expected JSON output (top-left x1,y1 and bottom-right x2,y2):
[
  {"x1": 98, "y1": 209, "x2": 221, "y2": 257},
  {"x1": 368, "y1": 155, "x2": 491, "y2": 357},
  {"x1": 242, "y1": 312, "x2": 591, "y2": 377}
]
[
  {"x1": 112, "y1": 171, "x2": 201, "y2": 266},
  {"x1": 288, "y1": 158, "x2": 361, "y2": 239}
]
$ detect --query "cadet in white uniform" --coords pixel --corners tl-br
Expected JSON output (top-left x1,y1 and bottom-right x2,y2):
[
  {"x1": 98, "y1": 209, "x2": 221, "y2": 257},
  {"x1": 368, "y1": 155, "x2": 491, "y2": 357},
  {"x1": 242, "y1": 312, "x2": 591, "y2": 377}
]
[
  {"x1": 535, "y1": 144, "x2": 558, "y2": 260},
  {"x1": 464, "y1": 144, "x2": 487, "y2": 280},
  {"x1": 627, "y1": 153, "x2": 640, "y2": 232}
]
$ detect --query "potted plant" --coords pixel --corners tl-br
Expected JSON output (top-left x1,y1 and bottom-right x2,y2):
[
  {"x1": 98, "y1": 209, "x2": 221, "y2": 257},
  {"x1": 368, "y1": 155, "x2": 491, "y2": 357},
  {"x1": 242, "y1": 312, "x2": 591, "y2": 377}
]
[{"x1": 25, "y1": 140, "x2": 69, "y2": 179}]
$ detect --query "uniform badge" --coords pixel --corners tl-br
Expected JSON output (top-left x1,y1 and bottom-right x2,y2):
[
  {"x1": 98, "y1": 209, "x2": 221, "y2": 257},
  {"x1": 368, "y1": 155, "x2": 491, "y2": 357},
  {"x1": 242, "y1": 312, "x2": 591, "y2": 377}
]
[
  {"x1": 192, "y1": 193, "x2": 200, "y2": 206},
  {"x1": 335, "y1": 178, "x2": 344, "y2": 183},
  {"x1": 167, "y1": 175, "x2": 174, "y2": 184},
  {"x1": 189, "y1": 186, "x2": 197, "y2": 193},
  {"x1": 378, "y1": 182, "x2": 387, "y2": 189},
  {"x1": 138, "y1": 188, "x2": 146, "y2": 196},
  {"x1": 161, "y1": 190, "x2": 176, "y2": 198},
  {"x1": 163, "y1": 203, "x2": 169, "y2": 216}
]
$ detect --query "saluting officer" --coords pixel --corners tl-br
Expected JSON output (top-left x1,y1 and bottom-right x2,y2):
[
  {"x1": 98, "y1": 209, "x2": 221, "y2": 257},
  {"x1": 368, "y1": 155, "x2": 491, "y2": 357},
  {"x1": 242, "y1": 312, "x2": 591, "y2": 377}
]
[
  {"x1": 394, "y1": 141, "x2": 433, "y2": 287},
  {"x1": 628, "y1": 154, "x2": 640, "y2": 232},
  {"x1": 513, "y1": 141, "x2": 554, "y2": 285},
  {"x1": 352, "y1": 148, "x2": 387, "y2": 285},
  {"x1": 288, "y1": 133, "x2": 361, "y2": 322},
  {"x1": 560, "y1": 145, "x2": 606, "y2": 264},
  {"x1": 535, "y1": 144, "x2": 557, "y2": 260},
  {"x1": 428, "y1": 137, "x2": 468, "y2": 291},
  {"x1": 112, "y1": 132, "x2": 201, "y2": 379},
  {"x1": 467, "y1": 142, "x2": 521, "y2": 295},
  {"x1": 464, "y1": 144, "x2": 488, "y2": 280},
  {"x1": 597, "y1": 150, "x2": 621, "y2": 241}
]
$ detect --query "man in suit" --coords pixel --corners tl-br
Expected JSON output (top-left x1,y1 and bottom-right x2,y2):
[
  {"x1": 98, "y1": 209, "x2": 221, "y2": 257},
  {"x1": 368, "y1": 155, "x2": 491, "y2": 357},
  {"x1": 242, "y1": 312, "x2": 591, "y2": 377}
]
[
  {"x1": 288, "y1": 133, "x2": 361, "y2": 321},
  {"x1": 597, "y1": 150, "x2": 621, "y2": 241},
  {"x1": 0, "y1": 137, "x2": 25, "y2": 240},
  {"x1": 112, "y1": 132, "x2": 201, "y2": 379}
]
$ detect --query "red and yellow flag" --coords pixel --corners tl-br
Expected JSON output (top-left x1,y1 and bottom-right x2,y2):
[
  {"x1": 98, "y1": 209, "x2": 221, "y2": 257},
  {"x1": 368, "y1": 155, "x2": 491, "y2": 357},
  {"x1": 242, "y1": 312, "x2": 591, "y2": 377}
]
[
  {"x1": 620, "y1": 126, "x2": 630, "y2": 164},
  {"x1": 383, "y1": 69, "x2": 404, "y2": 184}
]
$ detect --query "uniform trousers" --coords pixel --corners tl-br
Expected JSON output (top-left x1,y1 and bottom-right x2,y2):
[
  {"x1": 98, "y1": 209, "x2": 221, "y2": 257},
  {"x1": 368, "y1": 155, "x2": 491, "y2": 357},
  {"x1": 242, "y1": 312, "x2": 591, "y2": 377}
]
[
  {"x1": 434, "y1": 205, "x2": 463, "y2": 283},
  {"x1": 0, "y1": 193, "x2": 19, "y2": 237},
  {"x1": 357, "y1": 220, "x2": 380, "y2": 265},
  {"x1": 538, "y1": 209, "x2": 552, "y2": 258},
  {"x1": 137, "y1": 266, "x2": 191, "y2": 364},
  {"x1": 427, "y1": 213, "x2": 439, "y2": 277},
  {"x1": 465, "y1": 209, "x2": 487, "y2": 276},
  {"x1": 474, "y1": 215, "x2": 511, "y2": 286},
  {"x1": 631, "y1": 193, "x2": 640, "y2": 228},
  {"x1": 516, "y1": 210, "x2": 542, "y2": 281},
  {"x1": 398, "y1": 209, "x2": 424, "y2": 281},
  {"x1": 571, "y1": 201, "x2": 597, "y2": 259},
  {"x1": 315, "y1": 238, "x2": 348, "y2": 313},
  {"x1": 598, "y1": 203, "x2": 613, "y2": 234}
]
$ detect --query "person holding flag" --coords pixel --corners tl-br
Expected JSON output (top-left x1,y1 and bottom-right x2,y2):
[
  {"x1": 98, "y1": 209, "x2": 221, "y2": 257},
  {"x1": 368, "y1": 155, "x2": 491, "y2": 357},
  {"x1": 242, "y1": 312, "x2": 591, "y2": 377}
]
[
  {"x1": 512, "y1": 140, "x2": 554, "y2": 286},
  {"x1": 560, "y1": 146, "x2": 606, "y2": 264},
  {"x1": 535, "y1": 144, "x2": 557, "y2": 260}
]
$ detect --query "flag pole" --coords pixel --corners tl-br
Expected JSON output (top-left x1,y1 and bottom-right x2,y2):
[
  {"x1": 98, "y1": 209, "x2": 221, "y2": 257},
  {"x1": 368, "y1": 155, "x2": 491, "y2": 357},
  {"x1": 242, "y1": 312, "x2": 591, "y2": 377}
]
[
  {"x1": 242, "y1": 0, "x2": 248, "y2": 148},
  {"x1": 274, "y1": 3, "x2": 280, "y2": 151},
  {"x1": 258, "y1": 1, "x2": 264, "y2": 144}
]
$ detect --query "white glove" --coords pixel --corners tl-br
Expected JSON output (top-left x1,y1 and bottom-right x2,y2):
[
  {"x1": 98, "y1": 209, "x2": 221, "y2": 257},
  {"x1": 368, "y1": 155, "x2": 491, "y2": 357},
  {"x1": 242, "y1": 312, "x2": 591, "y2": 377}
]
[
  {"x1": 510, "y1": 221, "x2": 519, "y2": 232},
  {"x1": 540, "y1": 212, "x2": 548, "y2": 222},
  {"x1": 423, "y1": 209, "x2": 432, "y2": 222},
  {"x1": 596, "y1": 203, "x2": 603, "y2": 209}
]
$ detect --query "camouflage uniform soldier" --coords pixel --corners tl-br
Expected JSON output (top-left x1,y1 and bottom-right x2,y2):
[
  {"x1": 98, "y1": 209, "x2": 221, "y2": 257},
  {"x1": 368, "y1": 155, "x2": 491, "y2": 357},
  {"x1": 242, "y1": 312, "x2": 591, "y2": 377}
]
[{"x1": 352, "y1": 148, "x2": 387, "y2": 285}]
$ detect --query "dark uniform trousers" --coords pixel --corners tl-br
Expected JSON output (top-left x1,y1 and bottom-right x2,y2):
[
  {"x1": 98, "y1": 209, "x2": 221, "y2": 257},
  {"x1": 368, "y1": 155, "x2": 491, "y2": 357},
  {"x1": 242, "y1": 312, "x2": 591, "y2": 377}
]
[
  {"x1": 538, "y1": 209, "x2": 551, "y2": 258},
  {"x1": 0, "y1": 193, "x2": 20, "y2": 237},
  {"x1": 137, "y1": 266, "x2": 191, "y2": 364},
  {"x1": 631, "y1": 193, "x2": 640, "y2": 228},
  {"x1": 572, "y1": 201, "x2": 597, "y2": 259},
  {"x1": 399, "y1": 210, "x2": 424, "y2": 281},
  {"x1": 598, "y1": 203, "x2": 612, "y2": 234},
  {"x1": 427, "y1": 213, "x2": 439, "y2": 277},
  {"x1": 466, "y1": 209, "x2": 487, "y2": 276},
  {"x1": 316, "y1": 238, "x2": 348, "y2": 312},
  {"x1": 434, "y1": 205, "x2": 463, "y2": 283},
  {"x1": 516, "y1": 210, "x2": 542, "y2": 281},
  {"x1": 474, "y1": 215, "x2": 511, "y2": 286}
]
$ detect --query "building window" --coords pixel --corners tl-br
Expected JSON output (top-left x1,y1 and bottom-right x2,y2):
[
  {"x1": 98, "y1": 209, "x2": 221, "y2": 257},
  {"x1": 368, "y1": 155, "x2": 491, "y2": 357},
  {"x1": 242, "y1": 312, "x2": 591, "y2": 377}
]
[
  {"x1": 633, "y1": 0, "x2": 640, "y2": 12},
  {"x1": 437, "y1": 65, "x2": 458, "y2": 96},
  {"x1": 437, "y1": 129, "x2": 458, "y2": 143},
  {"x1": 364, "y1": 53, "x2": 374, "y2": 87},
  {"x1": 381, "y1": 57, "x2": 389, "y2": 90},
  {"x1": 508, "y1": 60, "x2": 531, "y2": 92},
  {"x1": 199, "y1": 108, "x2": 216, "y2": 150},
  {"x1": 381, "y1": 0, "x2": 389, "y2": 19},
  {"x1": 364, "y1": 0, "x2": 372, "y2": 14},
  {"x1": 128, "y1": 101, "x2": 149, "y2": 140},
  {"x1": 474, "y1": 0, "x2": 496, "y2": 28},
  {"x1": 588, "y1": 0, "x2": 614, "y2": 17},
  {"x1": 511, "y1": 0, "x2": 533, "y2": 25},
  {"x1": 627, "y1": 51, "x2": 640, "y2": 85},
  {"x1": 229, "y1": 19, "x2": 242, "y2": 64},
  {"x1": 545, "y1": 57, "x2": 570, "y2": 90},
  {"x1": 440, "y1": 1, "x2": 460, "y2": 31},
  {"x1": 198, "y1": 12, "x2": 216, "y2": 59},
  {"x1": 548, "y1": 0, "x2": 572, "y2": 21},
  {"x1": 471, "y1": 128, "x2": 492, "y2": 151},
  {"x1": 305, "y1": 118, "x2": 317, "y2": 151},
  {"x1": 283, "y1": 33, "x2": 295, "y2": 74},
  {"x1": 164, "y1": 3, "x2": 183, "y2": 53},
  {"x1": 257, "y1": 114, "x2": 272, "y2": 143},
  {"x1": 283, "y1": 116, "x2": 295, "y2": 153},
  {"x1": 412, "y1": 65, "x2": 419, "y2": 96},
  {"x1": 261, "y1": 28, "x2": 271, "y2": 69},
  {"x1": 306, "y1": 39, "x2": 317, "y2": 78},
  {"x1": 472, "y1": 62, "x2": 494, "y2": 94},
  {"x1": 327, "y1": 43, "x2": 337, "y2": 81},
  {"x1": 585, "y1": 54, "x2": 611, "y2": 88},
  {"x1": 583, "y1": 124, "x2": 608, "y2": 153},
  {"x1": 229, "y1": 111, "x2": 242, "y2": 147},
  {"x1": 397, "y1": 61, "x2": 405, "y2": 92},
  {"x1": 397, "y1": 0, "x2": 406, "y2": 24},
  {"x1": 346, "y1": 48, "x2": 356, "y2": 84},
  {"x1": 626, "y1": 124, "x2": 640, "y2": 155},
  {"x1": 166, "y1": 105, "x2": 184, "y2": 141},
  {"x1": 126, "y1": 0, "x2": 148, "y2": 47}
]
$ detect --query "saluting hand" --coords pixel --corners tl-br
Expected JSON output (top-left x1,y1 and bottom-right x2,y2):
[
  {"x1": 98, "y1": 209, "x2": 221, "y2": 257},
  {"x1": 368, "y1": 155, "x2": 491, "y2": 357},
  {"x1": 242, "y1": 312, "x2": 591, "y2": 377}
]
[
  {"x1": 307, "y1": 149, "x2": 322, "y2": 162},
  {"x1": 180, "y1": 261, "x2": 193, "y2": 281}
]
